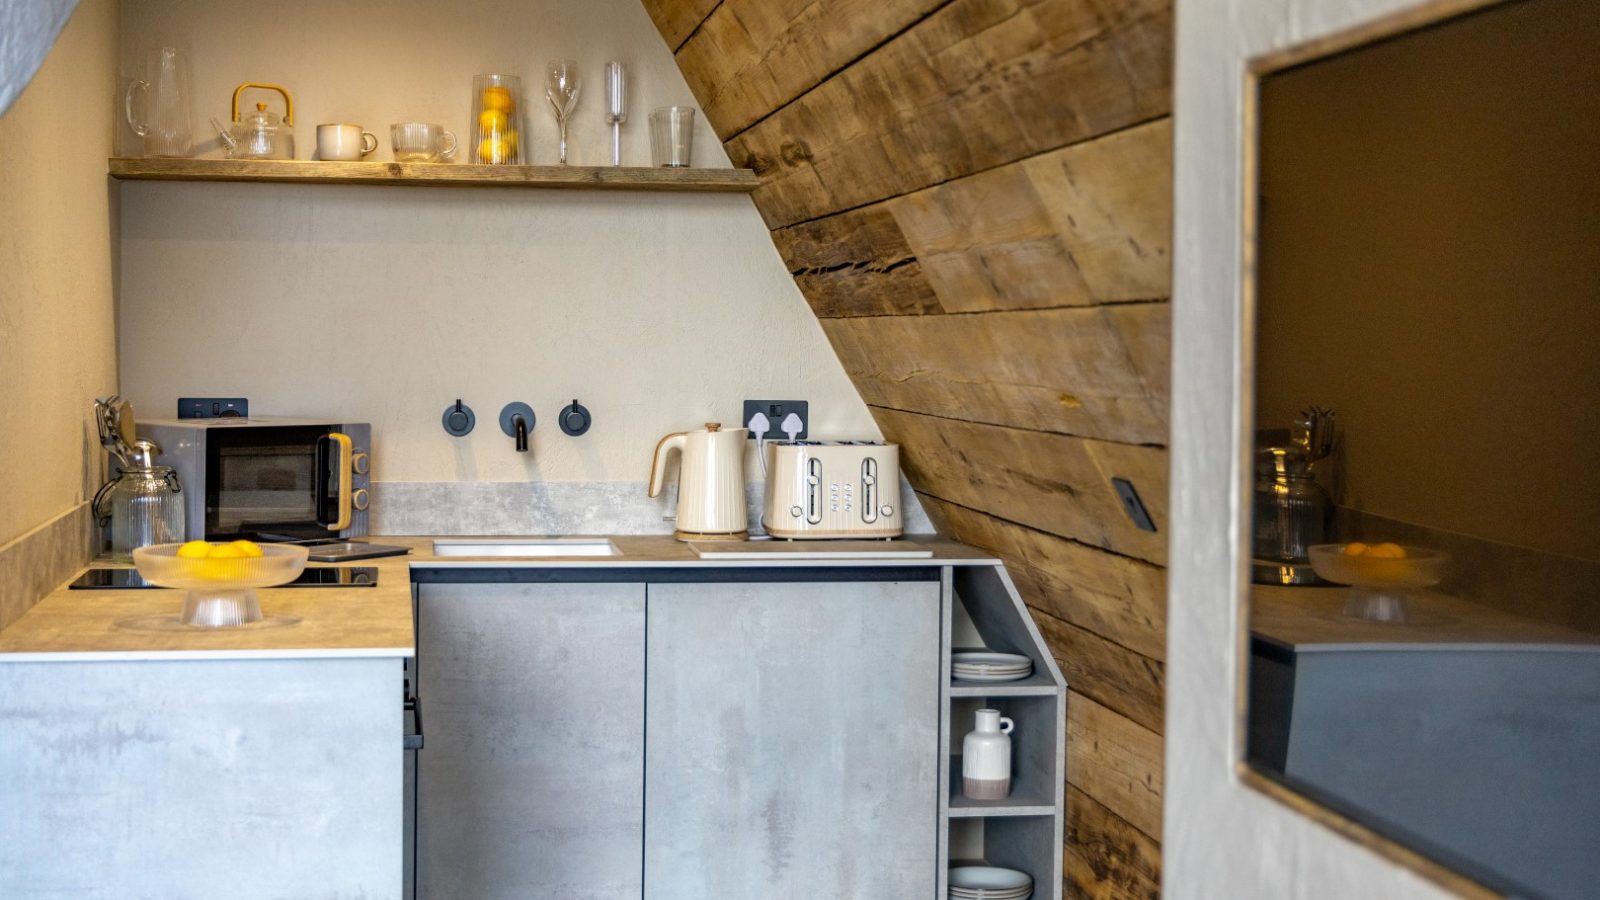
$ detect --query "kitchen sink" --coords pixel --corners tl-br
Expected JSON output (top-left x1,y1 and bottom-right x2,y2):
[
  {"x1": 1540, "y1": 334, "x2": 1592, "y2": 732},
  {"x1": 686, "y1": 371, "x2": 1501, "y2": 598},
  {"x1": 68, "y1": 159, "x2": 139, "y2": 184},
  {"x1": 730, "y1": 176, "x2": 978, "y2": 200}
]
[{"x1": 430, "y1": 538, "x2": 620, "y2": 558}]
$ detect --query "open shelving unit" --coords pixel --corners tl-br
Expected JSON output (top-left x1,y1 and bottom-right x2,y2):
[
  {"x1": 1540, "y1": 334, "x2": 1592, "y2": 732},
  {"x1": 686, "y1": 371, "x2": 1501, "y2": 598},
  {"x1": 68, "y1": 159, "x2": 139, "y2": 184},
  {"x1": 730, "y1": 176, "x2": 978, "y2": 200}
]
[
  {"x1": 939, "y1": 565, "x2": 1068, "y2": 900},
  {"x1": 107, "y1": 157, "x2": 760, "y2": 193}
]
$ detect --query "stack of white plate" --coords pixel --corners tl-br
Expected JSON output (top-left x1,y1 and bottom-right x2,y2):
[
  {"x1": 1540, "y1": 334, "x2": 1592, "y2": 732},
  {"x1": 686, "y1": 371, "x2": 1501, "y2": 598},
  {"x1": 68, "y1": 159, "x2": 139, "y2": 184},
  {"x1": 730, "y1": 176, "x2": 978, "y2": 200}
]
[
  {"x1": 949, "y1": 865, "x2": 1033, "y2": 899},
  {"x1": 952, "y1": 651, "x2": 1033, "y2": 683}
]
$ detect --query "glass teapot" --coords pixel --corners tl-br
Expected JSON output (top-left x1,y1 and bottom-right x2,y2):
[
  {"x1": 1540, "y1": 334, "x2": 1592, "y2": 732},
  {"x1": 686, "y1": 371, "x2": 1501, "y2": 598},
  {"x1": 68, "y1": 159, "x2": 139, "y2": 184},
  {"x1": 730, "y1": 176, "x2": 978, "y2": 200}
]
[{"x1": 213, "y1": 82, "x2": 295, "y2": 159}]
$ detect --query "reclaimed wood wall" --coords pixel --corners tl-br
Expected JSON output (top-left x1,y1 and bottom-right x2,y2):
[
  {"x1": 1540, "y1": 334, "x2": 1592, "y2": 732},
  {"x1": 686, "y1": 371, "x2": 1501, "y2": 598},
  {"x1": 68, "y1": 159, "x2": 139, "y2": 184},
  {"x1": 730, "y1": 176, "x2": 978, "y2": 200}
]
[{"x1": 638, "y1": 1, "x2": 1172, "y2": 895}]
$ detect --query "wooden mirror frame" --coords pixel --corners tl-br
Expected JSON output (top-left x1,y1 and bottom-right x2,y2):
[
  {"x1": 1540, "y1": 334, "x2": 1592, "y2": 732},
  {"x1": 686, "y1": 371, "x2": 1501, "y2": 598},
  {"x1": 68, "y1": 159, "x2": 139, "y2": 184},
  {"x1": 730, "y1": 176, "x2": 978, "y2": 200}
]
[{"x1": 1232, "y1": 0, "x2": 1522, "y2": 896}]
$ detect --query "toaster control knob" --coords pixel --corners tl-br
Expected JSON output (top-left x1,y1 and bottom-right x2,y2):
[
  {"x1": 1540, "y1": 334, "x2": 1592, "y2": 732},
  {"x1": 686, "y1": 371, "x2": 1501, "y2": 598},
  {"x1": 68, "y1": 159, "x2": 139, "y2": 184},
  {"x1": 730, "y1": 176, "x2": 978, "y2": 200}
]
[
  {"x1": 806, "y1": 475, "x2": 819, "y2": 486},
  {"x1": 881, "y1": 505, "x2": 894, "y2": 517},
  {"x1": 353, "y1": 488, "x2": 371, "y2": 511},
  {"x1": 352, "y1": 452, "x2": 371, "y2": 476},
  {"x1": 790, "y1": 506, "x2": 804, "y2": 518}
]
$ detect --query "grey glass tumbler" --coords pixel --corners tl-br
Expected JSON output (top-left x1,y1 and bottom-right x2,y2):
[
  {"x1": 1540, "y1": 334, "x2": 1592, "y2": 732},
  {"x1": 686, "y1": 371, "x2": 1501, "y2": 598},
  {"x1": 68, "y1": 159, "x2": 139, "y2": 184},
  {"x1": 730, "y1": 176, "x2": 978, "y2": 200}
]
[{"x1": 649, "y1": 106, "x2": 695, "y2": 167}]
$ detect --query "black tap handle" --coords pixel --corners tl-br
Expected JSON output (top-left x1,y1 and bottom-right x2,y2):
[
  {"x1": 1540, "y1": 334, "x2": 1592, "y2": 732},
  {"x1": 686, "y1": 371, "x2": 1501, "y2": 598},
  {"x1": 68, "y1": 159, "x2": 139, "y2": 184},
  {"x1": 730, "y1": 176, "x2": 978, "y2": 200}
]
[{"x1": 513, "y1": 415, "x2": 529, "y2": 452}]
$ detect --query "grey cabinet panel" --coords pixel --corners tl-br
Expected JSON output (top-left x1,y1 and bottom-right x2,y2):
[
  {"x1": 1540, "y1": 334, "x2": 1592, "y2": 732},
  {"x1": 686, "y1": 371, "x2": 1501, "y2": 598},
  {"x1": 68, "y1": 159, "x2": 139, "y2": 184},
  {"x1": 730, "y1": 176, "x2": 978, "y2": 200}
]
[
  {"x1": 644, "y1": 581, "x2": 942, "y2": 900},
  {"x1": 417, "y1": 583, "x2": 645, "y2": 900}
]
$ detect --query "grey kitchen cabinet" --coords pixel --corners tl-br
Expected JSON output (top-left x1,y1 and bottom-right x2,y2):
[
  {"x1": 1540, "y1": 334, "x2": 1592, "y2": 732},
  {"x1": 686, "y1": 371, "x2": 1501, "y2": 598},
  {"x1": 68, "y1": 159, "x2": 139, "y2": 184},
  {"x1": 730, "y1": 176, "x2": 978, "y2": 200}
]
[
  {"x1": 416, "y1": 582, "x2": 646, "y2": 900},
  {"x1": 643, "y1": 580, "x2": 943, "y2": 899}
]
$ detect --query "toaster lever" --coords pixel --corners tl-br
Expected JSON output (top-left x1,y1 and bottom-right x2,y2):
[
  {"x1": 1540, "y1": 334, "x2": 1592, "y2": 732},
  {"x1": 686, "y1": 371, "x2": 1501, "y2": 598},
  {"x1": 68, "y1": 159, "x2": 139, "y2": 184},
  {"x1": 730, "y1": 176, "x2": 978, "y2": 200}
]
[
  {"x1": 805, "y1": 457, "x2": 824, "y2": 524},
  {"x1": 861, "y1": 458, "x2": 878, "y2": 523}
]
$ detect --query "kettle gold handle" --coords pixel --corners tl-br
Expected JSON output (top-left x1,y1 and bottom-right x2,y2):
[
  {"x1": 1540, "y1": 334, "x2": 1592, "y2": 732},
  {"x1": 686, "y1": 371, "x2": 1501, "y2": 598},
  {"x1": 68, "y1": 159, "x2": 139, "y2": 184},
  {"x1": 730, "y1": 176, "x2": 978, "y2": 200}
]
[
  {"x1": 231, "y1": 82, "x2": 294, "y2": 124},
  {"x1": 647, "y1": 432, "x2": 687, "y2": 498}
]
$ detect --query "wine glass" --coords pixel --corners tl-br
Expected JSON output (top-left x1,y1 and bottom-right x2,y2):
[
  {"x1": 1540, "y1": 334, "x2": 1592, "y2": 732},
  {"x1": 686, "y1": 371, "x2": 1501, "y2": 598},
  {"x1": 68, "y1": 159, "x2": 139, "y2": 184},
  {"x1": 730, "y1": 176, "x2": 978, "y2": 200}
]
[{"x1": 545, "y1": 60, "x2": 581, "y2": 165}]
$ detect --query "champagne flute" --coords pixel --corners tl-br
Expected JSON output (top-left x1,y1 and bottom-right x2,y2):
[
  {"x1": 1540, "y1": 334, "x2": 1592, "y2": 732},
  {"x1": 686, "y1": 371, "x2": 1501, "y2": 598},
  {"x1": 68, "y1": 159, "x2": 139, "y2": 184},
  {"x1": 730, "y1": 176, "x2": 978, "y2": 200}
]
[
  {"x1": 545, "y1": 60, "x2": 581, "y2": 165},
  {"x1": 604, "y1": 62, "x2": 626, "y2": 167}
]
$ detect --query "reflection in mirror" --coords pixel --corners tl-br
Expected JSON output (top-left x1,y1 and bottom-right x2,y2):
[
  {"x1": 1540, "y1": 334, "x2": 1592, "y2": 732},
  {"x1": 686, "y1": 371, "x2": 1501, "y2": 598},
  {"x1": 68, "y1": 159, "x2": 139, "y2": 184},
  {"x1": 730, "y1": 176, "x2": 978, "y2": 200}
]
[{"x1": 1244, "y1": 0, "x2": 1600, "y2": 896}]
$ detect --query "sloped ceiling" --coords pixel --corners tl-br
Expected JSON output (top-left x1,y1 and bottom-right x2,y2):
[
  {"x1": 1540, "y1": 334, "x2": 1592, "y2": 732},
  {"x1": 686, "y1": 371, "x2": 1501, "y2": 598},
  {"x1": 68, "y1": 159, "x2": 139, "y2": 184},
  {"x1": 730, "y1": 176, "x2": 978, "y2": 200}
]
[{"x1": 639, "y1": 0, "x2": 1173, "y2": 894}]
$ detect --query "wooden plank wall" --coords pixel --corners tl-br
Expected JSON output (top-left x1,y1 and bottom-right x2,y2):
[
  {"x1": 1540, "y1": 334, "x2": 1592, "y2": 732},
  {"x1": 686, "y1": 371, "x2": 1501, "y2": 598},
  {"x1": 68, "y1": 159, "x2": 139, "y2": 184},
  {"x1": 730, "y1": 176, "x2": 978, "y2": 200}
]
[{"x1": 638, "y1": 1, "x2": 1172, "y2": 896}]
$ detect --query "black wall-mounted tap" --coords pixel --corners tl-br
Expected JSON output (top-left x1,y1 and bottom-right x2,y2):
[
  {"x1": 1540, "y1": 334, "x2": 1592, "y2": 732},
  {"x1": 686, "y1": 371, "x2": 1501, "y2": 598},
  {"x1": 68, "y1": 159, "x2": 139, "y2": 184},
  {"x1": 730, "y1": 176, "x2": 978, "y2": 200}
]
[{"x1": 499, "y1": 402, "x2": 536, "y2": 453}]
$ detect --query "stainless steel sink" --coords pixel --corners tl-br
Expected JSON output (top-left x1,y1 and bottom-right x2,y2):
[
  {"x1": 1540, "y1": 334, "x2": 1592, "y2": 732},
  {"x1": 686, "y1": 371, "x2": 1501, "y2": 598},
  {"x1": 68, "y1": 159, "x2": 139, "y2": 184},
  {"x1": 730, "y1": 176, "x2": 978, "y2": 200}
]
[{"x1": 430, "y1": 538, "x2": 619, "y2": 558}]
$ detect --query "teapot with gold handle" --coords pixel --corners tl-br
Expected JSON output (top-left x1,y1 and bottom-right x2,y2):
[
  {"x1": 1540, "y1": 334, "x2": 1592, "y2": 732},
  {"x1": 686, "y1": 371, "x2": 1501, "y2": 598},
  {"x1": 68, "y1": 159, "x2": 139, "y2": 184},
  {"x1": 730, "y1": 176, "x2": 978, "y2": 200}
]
[{"x1": 212, "y1": 82, "x2": 295, "y2": 160}]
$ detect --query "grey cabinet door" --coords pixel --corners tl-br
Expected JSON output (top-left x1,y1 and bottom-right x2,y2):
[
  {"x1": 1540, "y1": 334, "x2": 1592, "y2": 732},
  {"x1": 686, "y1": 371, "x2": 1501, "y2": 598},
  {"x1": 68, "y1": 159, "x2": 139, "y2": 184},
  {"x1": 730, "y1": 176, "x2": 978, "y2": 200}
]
[
  {"x1": 644, "y1": 580, "x2": 941, "y2": 899},
  {"x1": 417, "y1": 583, "x2": 645, "y2": 900}
]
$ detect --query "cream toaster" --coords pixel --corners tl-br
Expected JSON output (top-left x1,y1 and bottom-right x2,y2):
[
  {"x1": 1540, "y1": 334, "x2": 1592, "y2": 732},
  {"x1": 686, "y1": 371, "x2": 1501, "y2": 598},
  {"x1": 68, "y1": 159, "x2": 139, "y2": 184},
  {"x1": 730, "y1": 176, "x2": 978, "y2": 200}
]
[{"x1": 763, "y1": 441, "x2": 903, "y2": 539}]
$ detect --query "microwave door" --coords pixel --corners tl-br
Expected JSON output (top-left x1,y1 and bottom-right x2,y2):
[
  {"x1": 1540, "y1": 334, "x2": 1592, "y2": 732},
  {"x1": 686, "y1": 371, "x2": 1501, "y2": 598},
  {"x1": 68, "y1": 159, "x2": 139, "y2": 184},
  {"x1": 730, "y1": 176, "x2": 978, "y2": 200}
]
[{"x1": 207, "y1": 425, "x2": 334, "y2": 541}]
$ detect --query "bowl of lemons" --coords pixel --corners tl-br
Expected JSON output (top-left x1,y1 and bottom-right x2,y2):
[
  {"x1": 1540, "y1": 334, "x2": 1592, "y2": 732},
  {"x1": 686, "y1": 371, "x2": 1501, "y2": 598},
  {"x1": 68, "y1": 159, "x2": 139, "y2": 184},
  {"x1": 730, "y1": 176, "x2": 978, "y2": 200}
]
[
  {"x1": 1308, "y1": 542, "x2": 1450, "y2": 623},
  {"x1": 132, "y1": 540, "x2": 309, "y2": 628}
]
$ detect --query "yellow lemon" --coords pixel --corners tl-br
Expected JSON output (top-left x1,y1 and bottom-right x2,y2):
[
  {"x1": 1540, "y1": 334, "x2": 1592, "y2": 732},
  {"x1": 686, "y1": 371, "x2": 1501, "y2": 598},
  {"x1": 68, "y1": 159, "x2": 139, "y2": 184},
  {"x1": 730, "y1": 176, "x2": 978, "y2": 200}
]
[
  {"x1": 176, "y1": 540, "x2": 212, "y2": 559},
  {"x1": 478, "y1": 109, "x2": 509, "y2": 133},
  {"x1": 477, "y1": 137, "x2": 511, "y2": 164},
  {"x1": 207, "y1": 544, "x2": 246, "y2": 559},
  {"x1": 1342, "y1": 542, "x2": 1369, "y2": 557},
  {"x1": 1366, "y1": 542, "x2": 1407, "y2": 559},
  {"x1": 229, "y1": 539, "x2": 265, "y2": 558},
  {"x1": 480, "y1": 86, "x2": 513, "y2": 113}
]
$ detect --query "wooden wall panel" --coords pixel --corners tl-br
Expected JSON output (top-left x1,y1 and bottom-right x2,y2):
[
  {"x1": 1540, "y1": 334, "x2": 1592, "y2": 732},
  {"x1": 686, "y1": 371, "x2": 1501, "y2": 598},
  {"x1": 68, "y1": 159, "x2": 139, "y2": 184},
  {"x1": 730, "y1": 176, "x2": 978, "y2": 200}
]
[
  {"x1": 822, "y1": 304, "x2": 1171, "y2": 444},
  {"x1": 770, "y1": 205, "x2": 945, "y2": 317},
  {"x1": 639, "y1": 0, "x2": 1173, "y2": 892},
  {"x1": 874, "y1": 407, "x2": 1168, "y2": 564},
  {"x1": 1065, "y1": 785, "x2": 1162, "y2": 899},
  {"x1": 676, "y1": 0, "x2": 947, "y2": 138},
  {"x1": 920, "y1": 495, "x2": 1166, "y2": 661},
  {"x1": 1067, "y1": 691, "x2": 1163, "y2": 838},
  {"x1": 726, "y1": 0, "x2": 1172, "y2": 228}
]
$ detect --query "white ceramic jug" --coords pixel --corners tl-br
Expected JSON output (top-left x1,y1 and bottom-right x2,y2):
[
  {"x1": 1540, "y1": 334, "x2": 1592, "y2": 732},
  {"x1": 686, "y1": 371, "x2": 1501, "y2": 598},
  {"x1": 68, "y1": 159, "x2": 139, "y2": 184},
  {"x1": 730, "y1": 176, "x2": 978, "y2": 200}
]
[
  {"x1": 648, "y1": 423, "x2": 748, "y2": 541},
  {"x1": 962, "y1": 708, "x2": 1014, "y2": 800}
]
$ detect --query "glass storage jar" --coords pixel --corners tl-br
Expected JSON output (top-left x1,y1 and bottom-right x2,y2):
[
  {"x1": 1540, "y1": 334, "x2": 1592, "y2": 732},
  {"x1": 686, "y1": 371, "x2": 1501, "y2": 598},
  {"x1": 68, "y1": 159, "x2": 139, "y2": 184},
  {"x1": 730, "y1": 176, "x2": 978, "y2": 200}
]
[{"x1": 102, "y1": 466, "x2": 185, "y2": 561}]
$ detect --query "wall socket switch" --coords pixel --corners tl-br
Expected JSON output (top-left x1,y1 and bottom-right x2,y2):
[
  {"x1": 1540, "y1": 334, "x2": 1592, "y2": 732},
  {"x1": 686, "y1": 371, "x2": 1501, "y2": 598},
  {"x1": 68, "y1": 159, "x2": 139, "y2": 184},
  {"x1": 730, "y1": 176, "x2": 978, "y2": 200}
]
[
  {"x1": 178, "y1": 397, "x2": 249, "y2": 419},
  {"x1": 742, "y1": 400, "x2": 808, "y2": 440}
]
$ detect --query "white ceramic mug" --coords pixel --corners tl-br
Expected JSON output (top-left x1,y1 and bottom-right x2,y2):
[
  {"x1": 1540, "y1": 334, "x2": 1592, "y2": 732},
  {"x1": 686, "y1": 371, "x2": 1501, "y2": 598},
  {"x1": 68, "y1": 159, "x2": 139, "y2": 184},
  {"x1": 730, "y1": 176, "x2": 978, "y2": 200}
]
[
  {"x1": 317, "y1": 124, "x2": 378, "y2": 161},
  {"x1": 390, "y1": 122, "x2": 458, "y2": 162}
]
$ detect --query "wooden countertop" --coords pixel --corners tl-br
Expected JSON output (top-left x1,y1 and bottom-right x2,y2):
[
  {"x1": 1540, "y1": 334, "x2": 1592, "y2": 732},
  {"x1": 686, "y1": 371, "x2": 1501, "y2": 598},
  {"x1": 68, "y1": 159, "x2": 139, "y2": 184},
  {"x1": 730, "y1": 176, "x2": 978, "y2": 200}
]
[
  {"x1": 1251, "y1": 584, "x2": 1600, "y2": 653},
  {"x1": 0, "y1": 535, "x2": 994, "y2": 661}
]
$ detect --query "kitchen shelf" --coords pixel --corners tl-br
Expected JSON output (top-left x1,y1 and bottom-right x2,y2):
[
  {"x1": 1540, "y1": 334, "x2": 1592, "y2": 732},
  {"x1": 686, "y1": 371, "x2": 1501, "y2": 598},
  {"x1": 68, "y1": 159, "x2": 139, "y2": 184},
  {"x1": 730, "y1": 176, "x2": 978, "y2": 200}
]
[
  {"x1": 107, "y1": 157, "x2": 760, "y2": 193},
  {"x1": 947, "y1": 783, "x2": 1057, "y2": 818},
  {"x1": 949, "y1": 673, "x2": 1059, "y2": 697}
]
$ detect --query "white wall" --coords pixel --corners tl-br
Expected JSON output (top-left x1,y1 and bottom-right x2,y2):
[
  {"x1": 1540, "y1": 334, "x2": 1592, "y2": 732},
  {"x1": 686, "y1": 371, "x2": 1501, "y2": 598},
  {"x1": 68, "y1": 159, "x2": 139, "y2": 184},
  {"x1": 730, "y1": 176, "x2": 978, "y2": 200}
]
[
  {"x1": 1166, "y1": 0, "x2": 1491, "y2": 897},
  {"x1": 0, "y1": 0, "x2": 118, "y2": 546},
  {"x1": 115, "y1": 0, "x2": 878, "y2": 489}
]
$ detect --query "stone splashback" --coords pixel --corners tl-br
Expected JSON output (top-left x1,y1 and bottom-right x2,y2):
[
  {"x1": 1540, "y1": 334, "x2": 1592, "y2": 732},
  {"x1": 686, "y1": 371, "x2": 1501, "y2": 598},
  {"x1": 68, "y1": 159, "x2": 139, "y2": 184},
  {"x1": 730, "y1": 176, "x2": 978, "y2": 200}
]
[
  {"x1": 0, "y1": 503, "x2": 94, "y2": 630},
  {"x1": 372, "y1": 477, "x2": 932, "y2": 537}
]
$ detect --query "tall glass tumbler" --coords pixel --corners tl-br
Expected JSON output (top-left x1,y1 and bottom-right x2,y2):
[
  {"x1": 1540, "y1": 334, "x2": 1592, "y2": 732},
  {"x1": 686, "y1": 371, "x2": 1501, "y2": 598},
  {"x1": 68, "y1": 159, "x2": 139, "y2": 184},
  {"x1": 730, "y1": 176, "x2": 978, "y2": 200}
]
[
  {"x1": 471, "y1": 74, "x2": 523, "y2": 165},
  {"x1": 649, "y1": 106, "x2": 695, "y2": 168}
]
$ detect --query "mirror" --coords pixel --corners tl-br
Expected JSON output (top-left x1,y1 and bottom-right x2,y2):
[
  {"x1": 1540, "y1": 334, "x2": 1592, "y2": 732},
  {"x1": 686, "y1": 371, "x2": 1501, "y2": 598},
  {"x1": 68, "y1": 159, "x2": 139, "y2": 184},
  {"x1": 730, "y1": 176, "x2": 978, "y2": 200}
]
[{"x1": 1244, "y1": 0, "x2": 1600, "y2": 896}]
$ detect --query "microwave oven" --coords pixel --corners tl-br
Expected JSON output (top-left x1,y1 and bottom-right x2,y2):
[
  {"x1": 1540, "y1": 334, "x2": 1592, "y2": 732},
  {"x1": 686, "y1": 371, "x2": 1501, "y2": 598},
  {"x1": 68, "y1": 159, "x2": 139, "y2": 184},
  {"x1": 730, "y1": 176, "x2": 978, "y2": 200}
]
[{"x1": 138, "y1": 418, "x2": 371, "y2": 542}]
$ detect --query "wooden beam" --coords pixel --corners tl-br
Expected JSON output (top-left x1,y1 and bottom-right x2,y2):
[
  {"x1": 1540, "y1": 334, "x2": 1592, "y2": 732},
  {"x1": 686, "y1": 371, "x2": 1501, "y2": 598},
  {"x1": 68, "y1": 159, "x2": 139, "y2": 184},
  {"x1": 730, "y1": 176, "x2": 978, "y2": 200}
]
[
  {"x1": 771, "y1": 204, "x2": 945, "y2": 316},
  {"x1": 1065, "y1": 785, "x2": 1162, "y2": 900},
  {"x1": 726, "y1": 0, "x2": 1172, "y2": 228},
  {"x1": 1067, "y1": 691, "x2": 1163, "y2": 839},
  {"x1": 823, "y1": 303, "x2": 1171, "y2": 446},
  {"x1": 875, "y1": 408, "x2": 1168, "y2": 564},
  {"x1": 920, "y1": 495, "x2": 1166, "y2": 661},
  {"x1": 1036, "y1": 609, "x2": 1164, "y2": 735},
  {"x1": 675, "y1": 0, "x2": 947, "y2": 139},
  {"x1": 639, "y1": 0, "x2": 723, "y2": 51}
]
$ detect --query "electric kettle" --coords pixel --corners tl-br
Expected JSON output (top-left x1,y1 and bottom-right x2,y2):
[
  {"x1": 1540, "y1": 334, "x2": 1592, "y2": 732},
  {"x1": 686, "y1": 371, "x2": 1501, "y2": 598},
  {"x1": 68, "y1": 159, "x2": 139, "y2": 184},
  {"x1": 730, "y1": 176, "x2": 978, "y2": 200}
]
[{"x1": 648, "y1": 423, "x2": 748, "y2": 541}]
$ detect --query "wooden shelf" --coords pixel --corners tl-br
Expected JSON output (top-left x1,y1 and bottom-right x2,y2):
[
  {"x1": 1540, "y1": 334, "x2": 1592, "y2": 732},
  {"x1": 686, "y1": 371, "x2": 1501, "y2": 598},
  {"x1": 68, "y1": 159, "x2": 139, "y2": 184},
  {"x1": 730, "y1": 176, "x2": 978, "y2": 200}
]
[{"x1": 107, "y1": 157, "x2": 759, "y2": 193}]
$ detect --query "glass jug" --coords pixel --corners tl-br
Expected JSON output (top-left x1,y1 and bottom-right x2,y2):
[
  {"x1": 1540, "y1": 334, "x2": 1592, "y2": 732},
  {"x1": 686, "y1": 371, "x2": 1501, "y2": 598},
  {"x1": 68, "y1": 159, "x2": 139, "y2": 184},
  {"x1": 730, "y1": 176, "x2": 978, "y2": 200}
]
[
  {"x1": 98, "y1": 466, "x2": 185, "y2": 561},
  {"x1": 124, "y1": 46, "x2": 194, "y2": 157}
]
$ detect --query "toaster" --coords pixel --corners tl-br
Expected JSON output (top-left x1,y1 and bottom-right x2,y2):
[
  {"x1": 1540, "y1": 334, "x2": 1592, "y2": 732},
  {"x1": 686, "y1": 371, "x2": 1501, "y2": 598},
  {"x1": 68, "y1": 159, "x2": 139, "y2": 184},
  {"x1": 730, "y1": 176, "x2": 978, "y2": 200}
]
[{"x1": 763, "y1": 441, "x2": 903, "y2": 539}]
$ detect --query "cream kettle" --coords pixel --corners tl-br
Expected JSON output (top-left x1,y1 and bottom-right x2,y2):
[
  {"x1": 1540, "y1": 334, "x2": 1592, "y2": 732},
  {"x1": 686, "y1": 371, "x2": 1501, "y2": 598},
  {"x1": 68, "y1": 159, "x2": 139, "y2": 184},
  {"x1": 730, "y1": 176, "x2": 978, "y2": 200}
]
[{"x1": 648, "y1": 423, "x2": 748, "y2": 541}]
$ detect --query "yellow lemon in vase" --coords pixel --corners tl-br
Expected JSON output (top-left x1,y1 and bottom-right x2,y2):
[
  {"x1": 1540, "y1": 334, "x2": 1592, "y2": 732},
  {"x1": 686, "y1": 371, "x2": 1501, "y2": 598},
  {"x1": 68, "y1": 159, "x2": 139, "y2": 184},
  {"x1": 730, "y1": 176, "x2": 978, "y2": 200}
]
[{"x1": 176, "y1": 540, "x2": 212, "y2": 559}]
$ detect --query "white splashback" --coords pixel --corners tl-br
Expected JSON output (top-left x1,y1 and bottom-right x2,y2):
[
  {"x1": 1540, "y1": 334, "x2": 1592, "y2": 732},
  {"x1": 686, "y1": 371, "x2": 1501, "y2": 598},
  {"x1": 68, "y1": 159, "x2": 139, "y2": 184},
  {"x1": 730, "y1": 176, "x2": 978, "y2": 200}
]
[{"x1": 115, "y1": 0, "x2": 885, "y2": 509}]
